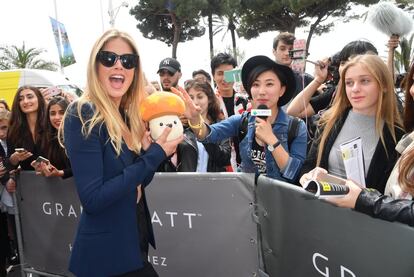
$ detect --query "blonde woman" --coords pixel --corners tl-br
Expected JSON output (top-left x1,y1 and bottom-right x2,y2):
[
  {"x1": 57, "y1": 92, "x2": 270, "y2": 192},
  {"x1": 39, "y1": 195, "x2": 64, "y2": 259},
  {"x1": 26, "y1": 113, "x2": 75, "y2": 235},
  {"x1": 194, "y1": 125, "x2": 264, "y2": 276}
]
[
  {"x1": 300, "y1": 54, "x2": 404, "y2": 193},
  {"x1": 61, "y1": 29, "x2": 182, "y2": 277}
]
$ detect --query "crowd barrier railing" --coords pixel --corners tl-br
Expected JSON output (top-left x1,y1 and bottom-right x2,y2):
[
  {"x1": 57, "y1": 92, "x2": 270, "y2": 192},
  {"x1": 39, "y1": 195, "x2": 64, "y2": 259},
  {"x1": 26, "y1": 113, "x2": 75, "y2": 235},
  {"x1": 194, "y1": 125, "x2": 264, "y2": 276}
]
[{"x1": 12, "y1": 172, "x2": 414, "y2": 277}]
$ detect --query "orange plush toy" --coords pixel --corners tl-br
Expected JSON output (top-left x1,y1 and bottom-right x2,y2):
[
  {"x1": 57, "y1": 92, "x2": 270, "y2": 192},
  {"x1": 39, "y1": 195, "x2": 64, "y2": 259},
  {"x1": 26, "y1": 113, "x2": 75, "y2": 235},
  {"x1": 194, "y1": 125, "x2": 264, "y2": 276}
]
[{"x1": 140, "y1": 91, "x2": 185, "y2": 141}]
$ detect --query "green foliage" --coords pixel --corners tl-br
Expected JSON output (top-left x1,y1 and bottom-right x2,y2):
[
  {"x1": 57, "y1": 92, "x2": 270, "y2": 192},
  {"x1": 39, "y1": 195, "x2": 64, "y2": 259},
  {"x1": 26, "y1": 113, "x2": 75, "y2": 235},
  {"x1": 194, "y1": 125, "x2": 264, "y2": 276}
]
[
  {"x1": 238, "y1": 0, "x2": 379, "y2": 39},
  {"x1": 0, "y1": 43, "x2": 58, "y2": 71},
  {"x1": 130, "y1": 0, "x2": 206, "y2": 58},
  {"x1": 395, "y1": 34, "x2": 414, "y2": 73},
  {"x1": 60, "y1": 56, "x2": 76, "y2": 67},
  {"x1": 201, "y1": 0, "x2": 242, "y2": 59}
]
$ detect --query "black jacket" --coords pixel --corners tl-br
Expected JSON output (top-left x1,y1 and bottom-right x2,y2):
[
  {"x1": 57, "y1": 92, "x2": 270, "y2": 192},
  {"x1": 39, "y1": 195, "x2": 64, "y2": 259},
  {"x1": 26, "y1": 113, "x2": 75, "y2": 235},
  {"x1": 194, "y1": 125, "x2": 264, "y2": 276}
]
[
  {"x1": 158, "y1": 128, "x2": 231, "y2": 172},
  {"x1": 177, "y1": 128, "x2": 231, "y2": 172},
  {"x1": 301, "y1": 109, "x2": 405, "y2": 193},
  {"x1": 356, "y1": 189, "x2": 414, "y2": 226}
]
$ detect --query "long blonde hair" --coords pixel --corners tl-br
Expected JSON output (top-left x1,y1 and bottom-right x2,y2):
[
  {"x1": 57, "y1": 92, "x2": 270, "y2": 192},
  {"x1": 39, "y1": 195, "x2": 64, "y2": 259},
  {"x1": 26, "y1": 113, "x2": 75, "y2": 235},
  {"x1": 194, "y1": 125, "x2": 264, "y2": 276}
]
[
  {"x1": 60, "y1": 29, "x2": 146, "y2": 155},
  {"x1": 316, "y1": 54, "x2": 402, "y2": 166}
]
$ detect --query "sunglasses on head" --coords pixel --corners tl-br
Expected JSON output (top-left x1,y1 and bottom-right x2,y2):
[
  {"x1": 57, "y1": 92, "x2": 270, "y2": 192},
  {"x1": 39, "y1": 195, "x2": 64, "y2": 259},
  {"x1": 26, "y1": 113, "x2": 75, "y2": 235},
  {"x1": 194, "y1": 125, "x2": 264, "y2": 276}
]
[{"x1": 97, "y1": 51, "x2": 138, "y2": 69}]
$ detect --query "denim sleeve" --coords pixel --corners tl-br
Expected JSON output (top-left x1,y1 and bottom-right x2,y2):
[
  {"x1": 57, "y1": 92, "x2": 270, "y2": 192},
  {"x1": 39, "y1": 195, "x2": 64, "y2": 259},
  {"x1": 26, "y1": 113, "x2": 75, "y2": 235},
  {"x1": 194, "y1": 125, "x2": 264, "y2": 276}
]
[
  {"x1": 202, "y1": 114, "x2": 242, "y2": 143},
  {"x1": 280, "y1": 120, "x2": 308, "y2": 182}
]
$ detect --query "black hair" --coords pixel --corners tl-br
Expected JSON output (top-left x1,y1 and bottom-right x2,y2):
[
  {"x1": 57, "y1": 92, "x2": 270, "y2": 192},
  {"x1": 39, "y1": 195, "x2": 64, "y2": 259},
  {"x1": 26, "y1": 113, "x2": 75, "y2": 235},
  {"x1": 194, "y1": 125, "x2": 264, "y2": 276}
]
[
  {"x1": 210, "y1": 53, "x2": 237, "y2": 76},
  {"x1": 192, "y1": 69, "x2": 212, "y2": 82},
  {"x1": 338, "y1": 40, "x2": 378, "y2": 63},
  {"x1": 45, "y1": 96, "x2": 70, "y2": 170},
  {"x1": 245, "y1": 64, "x2": 287, "y2": 99},
  {"x1": 0, "y1": 99, "x2": 10, "y2": 111}
]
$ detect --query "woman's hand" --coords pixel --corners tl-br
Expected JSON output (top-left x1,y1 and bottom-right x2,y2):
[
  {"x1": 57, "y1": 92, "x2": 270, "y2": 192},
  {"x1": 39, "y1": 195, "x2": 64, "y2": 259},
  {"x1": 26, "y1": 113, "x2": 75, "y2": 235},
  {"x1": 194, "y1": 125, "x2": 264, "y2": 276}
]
[
  {"x1": 31, "y1": 161, "x2": 62, "y2": 177},
  {"x1": 313, "y1": 59, "x2": 328, "y2": 85},
  {"x1": 30, "y1": 160, "x2": 42, "y2": 172},
  {"x1": 155, "y1": 126, "x2": 183, "y2": 157},
  {"x1": 171, "y1": 86, "x2": 201, "y2": 122},
  {"x1": 40, "y1": 163, "x2": 61, "y2": 177},
  {"x1": 326, "y1": 180, "x2": 362, "y2": 209},
  {"x1": 387, "y1": 35, "x2": 399, "y2": 50},
  {"x1": 299, "y1": 167, "x2": 328, "y2": 187},
  {"x1": 141, "y1": 130, "x2": 152, "y2": 152},
  {"x1": 255, "y1": 117, "x2": 277, "y2": 145},
  {"x1": 10, "y1": 150, "x2": 33, "y2": 165}
]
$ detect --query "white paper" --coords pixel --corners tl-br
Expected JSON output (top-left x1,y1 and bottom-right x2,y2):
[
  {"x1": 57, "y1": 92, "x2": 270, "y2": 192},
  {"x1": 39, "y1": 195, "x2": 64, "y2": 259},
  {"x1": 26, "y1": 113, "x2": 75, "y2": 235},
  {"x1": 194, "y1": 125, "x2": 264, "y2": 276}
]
[{"x1": 339, "y1": 137, "x2": 366, "y2": 188}]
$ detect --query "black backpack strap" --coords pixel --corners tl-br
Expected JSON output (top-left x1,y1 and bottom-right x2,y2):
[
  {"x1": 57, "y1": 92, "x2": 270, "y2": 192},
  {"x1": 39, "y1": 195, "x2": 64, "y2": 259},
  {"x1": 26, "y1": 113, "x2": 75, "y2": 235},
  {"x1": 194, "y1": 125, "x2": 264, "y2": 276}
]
[
  {"x1": 238, "y1": 111, "x2": 250, "y2": 142},
  {"x1": 287, "y1": 116, "x2": 300, "y2": 150}
]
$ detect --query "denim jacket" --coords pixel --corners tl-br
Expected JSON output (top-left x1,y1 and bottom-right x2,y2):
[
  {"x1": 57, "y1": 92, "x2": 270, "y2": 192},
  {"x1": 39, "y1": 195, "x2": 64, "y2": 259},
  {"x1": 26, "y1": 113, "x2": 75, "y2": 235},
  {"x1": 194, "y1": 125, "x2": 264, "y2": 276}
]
[{"x1": 203, "y1": 109, "x2": 307, "y2": 182}]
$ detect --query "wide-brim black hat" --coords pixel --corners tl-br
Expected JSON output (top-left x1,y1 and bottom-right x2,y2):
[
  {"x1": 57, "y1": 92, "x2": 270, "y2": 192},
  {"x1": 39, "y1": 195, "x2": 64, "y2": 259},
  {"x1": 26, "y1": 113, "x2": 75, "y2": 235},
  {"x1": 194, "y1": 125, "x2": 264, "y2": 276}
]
[{"x1": 241, "y1": 55, "x2": 296, "y2": 107}]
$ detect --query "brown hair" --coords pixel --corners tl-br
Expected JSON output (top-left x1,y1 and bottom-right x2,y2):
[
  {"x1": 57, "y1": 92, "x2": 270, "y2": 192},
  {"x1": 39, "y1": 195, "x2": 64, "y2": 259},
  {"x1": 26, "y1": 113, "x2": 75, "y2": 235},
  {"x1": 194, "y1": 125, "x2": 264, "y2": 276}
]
[
  {"x1": 273, "y1": 32, "x2": 295, "y2": 49},
  {"x1": 402, "y1": 61, "x2": 414, "y2": 132},
  {"x1": 0, "y1": 99, "x2": 10, "y2": 111},
  {"x1": 184, "y1": 79, "x2": 222, "y2": 123},
  {"x1": 399, "y1": 148, "x2": 414, "y2": 195}
]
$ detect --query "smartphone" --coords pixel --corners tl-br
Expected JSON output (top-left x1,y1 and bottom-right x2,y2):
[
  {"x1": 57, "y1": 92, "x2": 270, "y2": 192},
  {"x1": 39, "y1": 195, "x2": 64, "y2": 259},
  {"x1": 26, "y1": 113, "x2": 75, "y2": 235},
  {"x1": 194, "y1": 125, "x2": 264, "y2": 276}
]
[
  {"x1": 290, "y1": 39, "x2": 307, "y2": 73},
  {"x1": 35, "y1": 156, "x2": 50, "y2": 165},
  {"x1": 15, "y1": 148, "x2": 25, "y2": 153},
  {"x1": 48, "y1": 86, "x2": 62, "y2": 97},
  {"x1": 224, "y1": 69, "x2": 242, "y2": 83}
]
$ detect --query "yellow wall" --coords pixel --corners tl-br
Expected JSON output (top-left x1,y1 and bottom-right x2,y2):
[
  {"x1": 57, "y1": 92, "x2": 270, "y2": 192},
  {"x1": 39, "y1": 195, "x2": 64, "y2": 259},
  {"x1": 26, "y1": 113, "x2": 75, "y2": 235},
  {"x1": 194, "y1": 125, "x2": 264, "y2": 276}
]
[{"x1": 0, "y1": 71, "x2": 21, "y2": 107}]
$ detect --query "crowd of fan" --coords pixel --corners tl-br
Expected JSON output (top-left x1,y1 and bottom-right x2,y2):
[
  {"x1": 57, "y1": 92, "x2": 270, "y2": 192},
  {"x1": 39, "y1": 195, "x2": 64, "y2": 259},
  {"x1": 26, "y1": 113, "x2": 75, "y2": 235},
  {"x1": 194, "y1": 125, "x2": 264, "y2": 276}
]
[{"x1": 0, "y1": 30, "x2": 414, "y2": 276}]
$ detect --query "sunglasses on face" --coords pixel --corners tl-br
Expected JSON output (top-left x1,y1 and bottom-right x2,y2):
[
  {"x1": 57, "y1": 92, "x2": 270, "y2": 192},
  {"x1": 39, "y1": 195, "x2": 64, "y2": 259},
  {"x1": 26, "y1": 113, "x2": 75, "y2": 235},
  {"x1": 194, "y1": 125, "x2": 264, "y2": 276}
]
[{"x1": 96, "y1": 51, "x2": 139, "y2": 69}]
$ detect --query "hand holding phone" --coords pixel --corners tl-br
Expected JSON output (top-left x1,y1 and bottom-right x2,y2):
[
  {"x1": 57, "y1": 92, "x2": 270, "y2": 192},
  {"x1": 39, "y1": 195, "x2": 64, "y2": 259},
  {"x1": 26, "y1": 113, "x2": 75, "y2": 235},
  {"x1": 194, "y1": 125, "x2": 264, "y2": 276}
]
[
  {"x1": 35, "y1": 156, "x2": 50, "y2": 165},
  {"x1": 15, "y1": 148, "x2": 26, "y2": 153},
  {"x1": 48, "y1": 86, "x2": 62, "y2": 97}
]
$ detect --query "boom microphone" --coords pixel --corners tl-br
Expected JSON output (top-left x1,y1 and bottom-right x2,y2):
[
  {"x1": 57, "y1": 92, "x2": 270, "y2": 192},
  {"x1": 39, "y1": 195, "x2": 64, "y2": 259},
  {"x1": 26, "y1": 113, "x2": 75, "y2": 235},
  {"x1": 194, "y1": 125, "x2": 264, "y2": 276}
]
[{"x1": 368, "y1": 2, "x2": 413, "y2": 37}]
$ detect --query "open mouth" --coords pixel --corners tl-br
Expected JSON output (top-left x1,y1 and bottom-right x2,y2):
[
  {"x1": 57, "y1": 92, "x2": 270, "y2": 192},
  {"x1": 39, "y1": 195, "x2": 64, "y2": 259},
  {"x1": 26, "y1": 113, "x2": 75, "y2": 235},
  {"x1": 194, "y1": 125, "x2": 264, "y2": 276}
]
[
  {"x1": 109, "y1": 75, "x2": 125, "y2": 88},
  {"x1": 109, "y1": 75, "x2": 125, "y2": 84}
]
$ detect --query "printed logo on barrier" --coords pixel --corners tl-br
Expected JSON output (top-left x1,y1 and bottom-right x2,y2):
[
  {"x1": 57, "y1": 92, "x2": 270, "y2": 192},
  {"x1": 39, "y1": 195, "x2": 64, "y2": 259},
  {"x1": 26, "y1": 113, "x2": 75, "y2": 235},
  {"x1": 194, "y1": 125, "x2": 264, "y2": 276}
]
[
  {"x1": 151, "y1": 210, "x2": 202, "y2": 229},
  {"x1": 313, "y1": 253, "x2": 356, "y2": 277},
  {"x1": 148, "y1": 255, "x2": 168, "y2": 267},
  {"x1": 42, "y1": 202, "x2": 82, "y2": 217}
]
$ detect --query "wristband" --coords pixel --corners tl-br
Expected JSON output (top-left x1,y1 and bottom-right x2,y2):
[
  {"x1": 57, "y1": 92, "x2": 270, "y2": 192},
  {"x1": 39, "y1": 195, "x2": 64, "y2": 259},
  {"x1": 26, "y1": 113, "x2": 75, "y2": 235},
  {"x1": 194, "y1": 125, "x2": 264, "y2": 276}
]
[{"x1": 188, "y1": 114, "x2": 204, "y2": 129}]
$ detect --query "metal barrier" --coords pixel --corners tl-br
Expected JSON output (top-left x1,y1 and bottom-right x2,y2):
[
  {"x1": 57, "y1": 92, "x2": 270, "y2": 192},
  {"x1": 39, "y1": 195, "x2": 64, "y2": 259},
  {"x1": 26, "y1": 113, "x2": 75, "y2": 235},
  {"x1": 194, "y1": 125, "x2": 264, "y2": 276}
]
[{"x1": 11, "y1": 172, "x2": 414, "y2": 277}]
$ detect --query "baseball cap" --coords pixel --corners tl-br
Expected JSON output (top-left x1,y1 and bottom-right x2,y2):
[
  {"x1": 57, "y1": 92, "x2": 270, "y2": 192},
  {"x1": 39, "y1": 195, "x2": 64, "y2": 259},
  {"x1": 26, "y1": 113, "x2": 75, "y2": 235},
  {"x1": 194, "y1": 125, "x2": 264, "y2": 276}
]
[{"x1": 157, "y1": 57, "x2": 181, "y2": 74}]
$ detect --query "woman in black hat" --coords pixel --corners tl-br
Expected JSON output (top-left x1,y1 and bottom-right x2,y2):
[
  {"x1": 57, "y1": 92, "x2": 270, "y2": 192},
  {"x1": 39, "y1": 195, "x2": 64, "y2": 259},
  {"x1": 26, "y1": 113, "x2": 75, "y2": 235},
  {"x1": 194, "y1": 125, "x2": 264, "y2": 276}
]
[{"x1": 172, "y1": 55, "x2": 307, "y2": 183}]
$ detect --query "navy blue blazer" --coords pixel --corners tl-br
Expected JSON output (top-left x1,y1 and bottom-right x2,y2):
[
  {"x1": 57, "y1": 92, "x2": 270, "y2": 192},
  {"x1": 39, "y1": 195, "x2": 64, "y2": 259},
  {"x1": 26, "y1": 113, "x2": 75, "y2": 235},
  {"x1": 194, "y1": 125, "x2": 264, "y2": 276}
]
[{"x1": 64, "y1": 103, "x2": 166, "y2": 277}]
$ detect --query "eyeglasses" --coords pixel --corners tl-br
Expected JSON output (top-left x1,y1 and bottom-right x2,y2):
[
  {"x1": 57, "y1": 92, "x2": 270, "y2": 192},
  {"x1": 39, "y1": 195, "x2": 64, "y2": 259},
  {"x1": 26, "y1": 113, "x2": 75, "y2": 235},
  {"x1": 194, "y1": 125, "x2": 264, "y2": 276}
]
[{"x1": 96, "y1": 51, "x2": 138, "y2": 69}]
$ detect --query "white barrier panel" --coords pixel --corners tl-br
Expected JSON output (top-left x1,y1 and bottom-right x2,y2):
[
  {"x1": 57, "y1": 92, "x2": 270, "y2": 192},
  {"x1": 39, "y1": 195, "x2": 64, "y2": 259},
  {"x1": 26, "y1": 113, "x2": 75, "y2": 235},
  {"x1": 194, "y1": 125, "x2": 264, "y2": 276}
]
[{"x1": 16, "y1": 172, "x2": 258, "y2": 276}]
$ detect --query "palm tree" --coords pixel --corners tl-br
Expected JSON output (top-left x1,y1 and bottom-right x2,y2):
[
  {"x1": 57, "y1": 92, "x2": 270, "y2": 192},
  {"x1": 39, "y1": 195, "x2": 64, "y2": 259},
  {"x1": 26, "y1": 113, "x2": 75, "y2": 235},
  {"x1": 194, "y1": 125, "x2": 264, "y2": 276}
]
[
  {"x1": 0, "y1": 43, "x2": 58, "y2": 71},
  {"x1": 394, "y1": 34, "x2": 414, "y2": 74},
  {"x1": 213, "y1": 13, "x2": 240, "y2": 62}
]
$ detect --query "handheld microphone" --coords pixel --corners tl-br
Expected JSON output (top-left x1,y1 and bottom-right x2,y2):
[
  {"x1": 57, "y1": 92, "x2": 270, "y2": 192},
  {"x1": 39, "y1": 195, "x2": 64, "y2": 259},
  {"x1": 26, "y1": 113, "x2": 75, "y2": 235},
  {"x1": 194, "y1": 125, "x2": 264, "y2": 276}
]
[
  {"x1": 252, "y1": 104, "x2": 271, "y2": 120},
  {"x1": 252, "y1": 104, "x2": 271, "y2": 145}
]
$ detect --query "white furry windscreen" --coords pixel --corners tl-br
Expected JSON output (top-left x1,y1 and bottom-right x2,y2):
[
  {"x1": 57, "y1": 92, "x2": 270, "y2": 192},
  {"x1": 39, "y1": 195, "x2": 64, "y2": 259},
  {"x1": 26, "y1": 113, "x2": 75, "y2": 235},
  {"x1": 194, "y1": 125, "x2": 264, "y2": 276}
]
[{"x1": 368, "y1": 2, "x2": 413, "y2": 36}]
